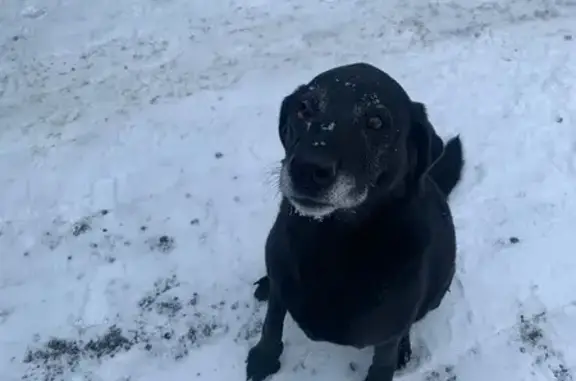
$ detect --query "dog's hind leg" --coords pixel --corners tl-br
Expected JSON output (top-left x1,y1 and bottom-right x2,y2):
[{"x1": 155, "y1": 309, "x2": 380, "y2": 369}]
[
  {"x1": 246, "y1": 289, "x2": 287, "y2": 381},
  {"x1": 253, "y1": 276, "x2": 270, "y2": 301},
  {"x1": 424, "y1": 264, "x2": 456, "y2": 316}
]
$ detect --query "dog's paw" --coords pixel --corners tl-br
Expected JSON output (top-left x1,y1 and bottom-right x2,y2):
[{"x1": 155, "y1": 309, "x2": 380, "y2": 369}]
[
  {"x1": 253, "y1": 276, "x2": 270, "y2": 302},
  {"x1": 363, "y1": 366, "x2": 395, "y2": 381},
  {"x1": 246, "y1": 342, "x2": 283, "y2": 381}
]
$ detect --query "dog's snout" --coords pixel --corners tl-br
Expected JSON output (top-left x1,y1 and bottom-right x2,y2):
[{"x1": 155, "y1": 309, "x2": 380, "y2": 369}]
[{"x1": 289, "y1": 153, "x2": 338, "y2": 190}]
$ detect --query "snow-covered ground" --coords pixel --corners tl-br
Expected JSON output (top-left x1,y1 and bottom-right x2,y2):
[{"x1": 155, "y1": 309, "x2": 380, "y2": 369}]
[{"x1": 1, "y1": 0, "x2": 576, "y2": 380}]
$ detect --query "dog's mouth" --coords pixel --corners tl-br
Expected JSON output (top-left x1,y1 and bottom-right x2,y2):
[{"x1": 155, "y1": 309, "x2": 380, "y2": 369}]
[
  {"x1": 278, "y1": 162, "x2": 368, "y2": 218},
  {"x1": 286, "y1": 194, "x2": 336, "y2": 219},
  {"x1": 288, "y1": 194, "x2": 333, "y2": 209}
]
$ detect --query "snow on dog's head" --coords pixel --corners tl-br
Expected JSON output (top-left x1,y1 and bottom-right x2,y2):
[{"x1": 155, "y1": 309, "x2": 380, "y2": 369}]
[{"x1": 276, "y1": 62, "x2": 430, "y2": 219}]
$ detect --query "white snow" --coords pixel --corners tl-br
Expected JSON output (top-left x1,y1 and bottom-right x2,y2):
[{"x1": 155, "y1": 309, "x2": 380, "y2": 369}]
[{"x1": 1, "y1": 0, "x2": 576, "y2": 380}]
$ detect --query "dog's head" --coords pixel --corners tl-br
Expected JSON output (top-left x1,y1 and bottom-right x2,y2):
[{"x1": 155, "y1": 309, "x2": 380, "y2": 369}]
[{"x1": 277, "y1": 62, "x2": 435, "y2": 219}]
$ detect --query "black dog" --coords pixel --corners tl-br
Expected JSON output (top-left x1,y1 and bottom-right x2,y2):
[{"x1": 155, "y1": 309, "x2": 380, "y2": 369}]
[{"x1": 246, "y1": 62, "x2": 464, "y2": 381}]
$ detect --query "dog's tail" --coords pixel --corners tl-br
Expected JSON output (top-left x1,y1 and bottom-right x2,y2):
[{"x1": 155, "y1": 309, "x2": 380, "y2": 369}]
[{"x1": 429, "y1": 135, "x2": 464, "y2": 197}]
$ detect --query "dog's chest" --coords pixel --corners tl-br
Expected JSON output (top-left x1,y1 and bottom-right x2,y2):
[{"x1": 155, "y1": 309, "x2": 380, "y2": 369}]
[
  {"x1": 274, "y1": 238, "x2": 395, "y2": 345},
  {"x1": 265, "y1": 207, "x2": 424, "y2": 346}
]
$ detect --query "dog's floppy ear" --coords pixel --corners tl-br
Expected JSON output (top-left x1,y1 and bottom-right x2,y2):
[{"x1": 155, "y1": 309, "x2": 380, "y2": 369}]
[
  {"x1": 409, "y1": 102, "x2": 444, "y2": 188},
  {"x1": 278, "y1": 85, "x2": 307, "y2": 148}
]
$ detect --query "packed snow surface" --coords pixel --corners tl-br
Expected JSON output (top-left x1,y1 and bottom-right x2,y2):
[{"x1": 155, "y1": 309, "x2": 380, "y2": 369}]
[{"x1": 1, "y1": 0, "x2": 576, "y2": 380}]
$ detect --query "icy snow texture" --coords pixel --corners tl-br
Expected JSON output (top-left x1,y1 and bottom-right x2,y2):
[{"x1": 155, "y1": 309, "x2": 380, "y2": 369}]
[{"x1": 1, "y1": 0, "x2": 576, "y2": 380}]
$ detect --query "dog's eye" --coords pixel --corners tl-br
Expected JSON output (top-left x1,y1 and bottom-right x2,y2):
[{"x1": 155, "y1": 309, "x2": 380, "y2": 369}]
[
  {"x1": 367, "y1": 116, "x2": 383, "y2": 130},
  {"x1": 297, "y1": 99, "x2": 314, "y2": 119}
]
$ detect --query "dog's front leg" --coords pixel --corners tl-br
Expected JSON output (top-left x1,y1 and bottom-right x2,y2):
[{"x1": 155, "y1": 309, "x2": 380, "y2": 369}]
[
  {"x1": 396, "y1": 332, "x2": 412, "y2": 370},
  {"x1": 246, "y1": 288, "x2": 286, "y2": 381},
  {"x1": 364, "y1": 335, "x2": 408, "y2": 381}
]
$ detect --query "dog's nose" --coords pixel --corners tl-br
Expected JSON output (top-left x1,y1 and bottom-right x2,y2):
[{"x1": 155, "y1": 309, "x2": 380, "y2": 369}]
[{"x1": 289, "y1": 153, "x2": 338, "y2": 188}]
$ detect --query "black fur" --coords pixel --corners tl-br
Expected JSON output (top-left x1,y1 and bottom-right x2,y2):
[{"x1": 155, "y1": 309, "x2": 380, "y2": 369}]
[{"x1": 246, "y1": 63, "x2": 464, "y2": 381}]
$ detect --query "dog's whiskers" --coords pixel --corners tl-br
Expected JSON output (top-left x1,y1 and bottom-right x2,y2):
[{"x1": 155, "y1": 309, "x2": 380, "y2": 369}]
[{"x1": 263, "y1": 163, "x2": 283, "y2": 198}]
